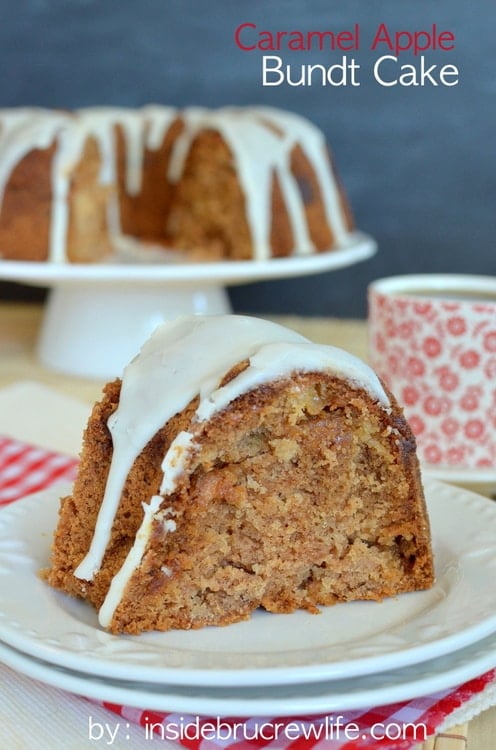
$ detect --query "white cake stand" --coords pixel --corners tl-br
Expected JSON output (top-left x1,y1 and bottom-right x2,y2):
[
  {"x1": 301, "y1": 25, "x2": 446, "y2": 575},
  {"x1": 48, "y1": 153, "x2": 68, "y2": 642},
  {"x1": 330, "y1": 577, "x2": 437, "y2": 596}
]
[{"x1": 0, "y1": 231, "x2": 376, "y2": 379}]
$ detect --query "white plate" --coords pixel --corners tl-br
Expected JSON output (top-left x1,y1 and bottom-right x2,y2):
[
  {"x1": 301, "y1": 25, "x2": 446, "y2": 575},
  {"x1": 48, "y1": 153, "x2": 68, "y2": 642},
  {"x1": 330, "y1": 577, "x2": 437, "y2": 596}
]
[
  {"x1": 1, "y1": 629, "x2": 495, "y2": 716},
  {"x1": 422, "y1": 463, "x2": 496, "y2": 488},
  {"x1": 1, "y1": 478, "x2": 496, "y2": 688},
  {"x1": 0, "y1": 231, "x2": 375, "y2": 287}
]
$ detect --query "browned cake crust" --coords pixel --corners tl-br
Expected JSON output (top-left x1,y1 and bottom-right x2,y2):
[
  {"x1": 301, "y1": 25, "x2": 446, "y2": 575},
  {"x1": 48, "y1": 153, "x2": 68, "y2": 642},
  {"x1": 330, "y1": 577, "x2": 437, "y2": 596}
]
[
  {"x1": 0, "y1": 145, "x2": 55, "y2": 262},
  {"x1": 44, "y1": 371, "x2": 434, "y2": 635}
]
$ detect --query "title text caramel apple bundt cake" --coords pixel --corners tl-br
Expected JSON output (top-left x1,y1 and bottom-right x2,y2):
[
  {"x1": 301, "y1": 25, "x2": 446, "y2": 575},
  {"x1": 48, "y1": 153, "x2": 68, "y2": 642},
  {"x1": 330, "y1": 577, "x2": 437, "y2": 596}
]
[
  {"x1": 44, "y1": 315, "x2": 434, "y2": 635},
  {"x1": 0, "y1": 106, "x2": 353, "y2": 263}
]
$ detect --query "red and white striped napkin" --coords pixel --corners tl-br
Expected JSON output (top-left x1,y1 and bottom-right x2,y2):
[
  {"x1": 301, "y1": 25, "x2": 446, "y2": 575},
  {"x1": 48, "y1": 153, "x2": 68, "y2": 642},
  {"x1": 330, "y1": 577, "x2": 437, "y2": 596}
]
[
  {"x1": 0, "y1": 435, "x2": 78, "y2": 506},
  {"x1": 1, "y1": 433, "x2": 495, "y2": 749}
]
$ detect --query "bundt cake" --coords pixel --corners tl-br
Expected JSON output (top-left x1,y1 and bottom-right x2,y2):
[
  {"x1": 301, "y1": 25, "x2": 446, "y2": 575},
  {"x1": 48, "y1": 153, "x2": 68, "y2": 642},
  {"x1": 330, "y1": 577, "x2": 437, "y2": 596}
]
[
  {"x1": 44, "y1": 315, "x2": 434, "y2": 635},
  {"x1": 0, "y1": 106, "x2": 353, "y2": 263}
]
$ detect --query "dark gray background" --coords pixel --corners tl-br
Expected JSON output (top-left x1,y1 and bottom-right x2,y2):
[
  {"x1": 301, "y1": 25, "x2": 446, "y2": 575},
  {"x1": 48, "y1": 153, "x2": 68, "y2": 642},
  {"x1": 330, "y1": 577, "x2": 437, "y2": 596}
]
[{"x1": 1, "y1": 0, "x2": 494, "y2": 318}]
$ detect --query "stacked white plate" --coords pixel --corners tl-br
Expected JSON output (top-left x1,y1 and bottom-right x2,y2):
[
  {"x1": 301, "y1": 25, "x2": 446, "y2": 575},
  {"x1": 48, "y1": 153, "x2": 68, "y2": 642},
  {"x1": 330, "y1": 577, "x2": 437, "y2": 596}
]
[{"x1": 1, "y1": 477, "x2": 496, "y2": 717}]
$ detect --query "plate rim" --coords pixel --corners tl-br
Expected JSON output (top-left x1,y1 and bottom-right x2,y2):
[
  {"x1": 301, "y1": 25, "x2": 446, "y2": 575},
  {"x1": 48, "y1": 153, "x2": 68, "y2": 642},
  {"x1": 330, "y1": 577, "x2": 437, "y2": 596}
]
[
  {"x1": 1, "y1": 628, "x2": 495, "y2": 717},
  {"x1": 422, "y1": 463, "x2": 496, "y2": 485},
  {"x1": 1, "y1": 477, "x2": 496, "y2": 687}
]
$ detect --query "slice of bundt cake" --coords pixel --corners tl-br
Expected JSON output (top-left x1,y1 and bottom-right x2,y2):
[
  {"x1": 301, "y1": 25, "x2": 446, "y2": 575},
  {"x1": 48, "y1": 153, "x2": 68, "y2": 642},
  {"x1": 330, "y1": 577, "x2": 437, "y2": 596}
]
[{"x1": 44, "y1": 315, "x2": 434, "y2": 634}]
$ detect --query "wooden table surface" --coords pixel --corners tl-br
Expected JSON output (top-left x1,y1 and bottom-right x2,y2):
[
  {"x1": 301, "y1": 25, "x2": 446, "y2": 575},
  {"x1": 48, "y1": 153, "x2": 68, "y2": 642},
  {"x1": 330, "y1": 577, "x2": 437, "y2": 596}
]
[{"x1": 0, "y1": 300, "x2": 494, "y2": 750}]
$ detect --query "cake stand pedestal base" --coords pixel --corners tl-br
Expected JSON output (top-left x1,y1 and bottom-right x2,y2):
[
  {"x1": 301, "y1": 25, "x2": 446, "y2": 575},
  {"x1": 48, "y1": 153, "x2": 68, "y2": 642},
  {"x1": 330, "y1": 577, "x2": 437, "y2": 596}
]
[{"x1": 37, "y1": 283, "x2": 231, "y2": 380}]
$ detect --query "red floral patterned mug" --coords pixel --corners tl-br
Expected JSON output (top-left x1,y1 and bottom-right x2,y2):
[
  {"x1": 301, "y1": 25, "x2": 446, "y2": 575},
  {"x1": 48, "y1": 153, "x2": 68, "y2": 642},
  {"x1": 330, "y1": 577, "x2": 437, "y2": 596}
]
[{"x1": 368, "y1": 275, "x2": 496, "y2": 471}]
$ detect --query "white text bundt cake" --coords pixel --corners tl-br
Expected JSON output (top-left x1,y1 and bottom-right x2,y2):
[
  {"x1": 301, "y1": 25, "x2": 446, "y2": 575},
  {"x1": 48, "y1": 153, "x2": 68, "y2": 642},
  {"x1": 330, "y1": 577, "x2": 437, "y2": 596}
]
[
  {"x1": 0, "y1": 106, "x2": 353, "y2": 263},
  {"x1": 44, "y1": 315, "x2": 434, "y2": 634}
]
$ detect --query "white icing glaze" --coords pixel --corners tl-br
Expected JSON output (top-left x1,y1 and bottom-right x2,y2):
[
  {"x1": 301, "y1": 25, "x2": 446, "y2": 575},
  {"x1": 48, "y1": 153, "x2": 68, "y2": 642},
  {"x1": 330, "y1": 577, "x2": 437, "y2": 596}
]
[
  {"x1": 78, "y1": 106, "x2": 177, "y2": 195},
  {"x1": 159, "y1": 431, "x2": 196, "y2": 495},
  {"x1": 253, "y1": 107, "x2": 350, "y2": 250},
  {"x1": 70, "y1": 315, "x2": 390, "y2": 627},
  {"x1": 0, "y1": 109, "x2": 71, "y2": 263},
  {"x1": 195, "y1": 340, "x2": 389, "y2": 422},
  {"x1": 0, "y1": 105, "x2": 351, "y2": 262},
  {"x1": 97, "y1": 493, "x2": 163, "y2": 628},
  {"x1": 0, "y1": 108, "x2": 70, "y2": 206},
  {"x1": 141, "y1": 105, "x2": 178, "y2": 150}
]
